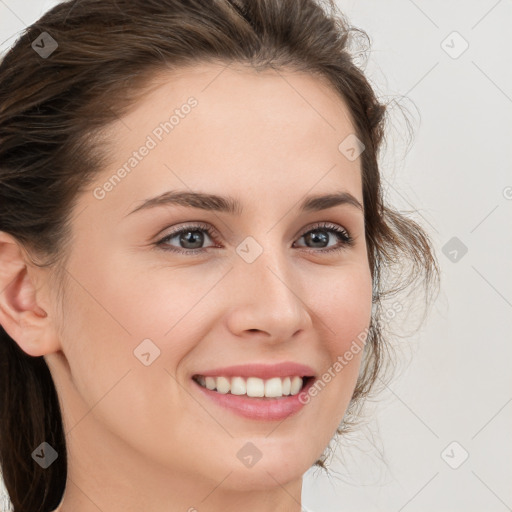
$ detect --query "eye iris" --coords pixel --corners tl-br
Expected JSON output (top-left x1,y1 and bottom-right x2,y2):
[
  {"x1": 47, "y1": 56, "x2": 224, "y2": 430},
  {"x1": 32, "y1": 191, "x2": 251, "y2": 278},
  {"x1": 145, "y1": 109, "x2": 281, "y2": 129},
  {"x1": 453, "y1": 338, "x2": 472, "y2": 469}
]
[
  {"x1": 180, "y1": 230, "x2": 204, "y2": 249},
  {"x1": 306, "y1": 230, "x2": 329, "y2": 248}
]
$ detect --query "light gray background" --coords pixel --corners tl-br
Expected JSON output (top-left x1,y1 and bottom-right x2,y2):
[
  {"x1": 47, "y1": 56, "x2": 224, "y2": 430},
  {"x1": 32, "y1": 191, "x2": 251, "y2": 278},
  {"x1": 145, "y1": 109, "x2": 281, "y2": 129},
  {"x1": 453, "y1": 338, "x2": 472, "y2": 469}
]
[{"x1": 0, "y1": 1, "x2": 511, "y2": 511}]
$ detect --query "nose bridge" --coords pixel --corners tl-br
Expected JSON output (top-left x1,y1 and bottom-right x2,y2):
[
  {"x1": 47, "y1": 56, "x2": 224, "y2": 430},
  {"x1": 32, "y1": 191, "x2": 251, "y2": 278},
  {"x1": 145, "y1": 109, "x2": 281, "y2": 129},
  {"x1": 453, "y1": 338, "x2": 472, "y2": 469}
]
[
  {"x1": 228, "y1": 233, "x2": 310, "y2": 335},
  {"x1": 240, "y1": 231, "x2": 294, "y2": 297}
]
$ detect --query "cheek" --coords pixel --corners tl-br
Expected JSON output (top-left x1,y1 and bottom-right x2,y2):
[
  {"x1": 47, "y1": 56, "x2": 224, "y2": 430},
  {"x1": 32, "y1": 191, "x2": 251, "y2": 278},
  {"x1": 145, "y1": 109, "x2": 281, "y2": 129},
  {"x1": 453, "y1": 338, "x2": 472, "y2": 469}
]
[
  {"x1": 56, "y1": 277, "x2": 186, "y2": 452},
  {"x1": 57, "y1": 251, "x2": 220, "y2": 413},
  {"x1": 307, "y1": 262, "x2": 373, "y2": 347},
  {"x1": 300, "y1": 263, "x2": 372, "y2": 415}
]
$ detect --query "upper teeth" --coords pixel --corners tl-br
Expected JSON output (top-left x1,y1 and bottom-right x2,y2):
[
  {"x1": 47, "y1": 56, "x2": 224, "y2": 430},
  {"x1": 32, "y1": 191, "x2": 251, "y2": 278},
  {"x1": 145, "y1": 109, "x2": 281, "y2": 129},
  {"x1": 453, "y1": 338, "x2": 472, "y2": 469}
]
[{"x1": 195, "y1": 375, "x2": 304, "y2": 397}]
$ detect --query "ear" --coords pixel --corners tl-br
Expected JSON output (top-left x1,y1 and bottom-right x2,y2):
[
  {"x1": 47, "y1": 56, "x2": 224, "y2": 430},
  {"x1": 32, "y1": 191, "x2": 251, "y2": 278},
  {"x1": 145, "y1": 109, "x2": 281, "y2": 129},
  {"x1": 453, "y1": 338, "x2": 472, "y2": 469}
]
[{"x1": 0, "y1": 231, "x2": 60, "y2": 357}]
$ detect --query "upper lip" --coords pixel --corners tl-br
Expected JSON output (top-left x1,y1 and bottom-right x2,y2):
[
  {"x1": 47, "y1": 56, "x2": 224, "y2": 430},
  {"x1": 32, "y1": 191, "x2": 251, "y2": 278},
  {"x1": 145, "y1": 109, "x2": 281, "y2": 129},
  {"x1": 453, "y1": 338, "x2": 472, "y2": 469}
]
[{"x1": 193, "y1": 362, "x2": 316, "y2": 379}]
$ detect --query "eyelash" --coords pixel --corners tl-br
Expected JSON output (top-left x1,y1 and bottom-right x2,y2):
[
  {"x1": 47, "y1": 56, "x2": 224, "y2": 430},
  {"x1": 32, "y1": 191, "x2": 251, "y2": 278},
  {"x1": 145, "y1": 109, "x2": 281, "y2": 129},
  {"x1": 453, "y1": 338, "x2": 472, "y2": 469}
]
[{"x1": 155, "y1": 221, "x2": 354, "y2": 256}]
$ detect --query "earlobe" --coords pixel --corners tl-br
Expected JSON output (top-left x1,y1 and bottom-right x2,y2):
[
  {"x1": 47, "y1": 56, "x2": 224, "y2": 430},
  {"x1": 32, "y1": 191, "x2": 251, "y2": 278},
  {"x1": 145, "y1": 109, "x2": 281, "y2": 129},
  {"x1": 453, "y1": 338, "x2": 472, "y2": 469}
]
[{"x1": 0, "y1": 232, "x2": 58, "y2": 357}]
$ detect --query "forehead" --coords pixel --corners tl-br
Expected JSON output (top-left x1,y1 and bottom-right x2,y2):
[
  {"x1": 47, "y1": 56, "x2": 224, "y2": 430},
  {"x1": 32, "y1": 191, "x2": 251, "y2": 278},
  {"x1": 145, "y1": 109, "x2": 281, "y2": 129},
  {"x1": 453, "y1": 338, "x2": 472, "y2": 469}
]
[
  {"x1": 88, "y1": 62, "x2": 363, "y2": 217},
  {"x1": 122, "y1": 62, "x2": 357, "y2": 140}
]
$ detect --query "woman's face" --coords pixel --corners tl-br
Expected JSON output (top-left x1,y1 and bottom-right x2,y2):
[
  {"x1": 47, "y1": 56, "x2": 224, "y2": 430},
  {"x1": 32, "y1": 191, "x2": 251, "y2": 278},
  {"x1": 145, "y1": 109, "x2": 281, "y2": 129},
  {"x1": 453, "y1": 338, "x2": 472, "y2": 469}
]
[{"x1": 45, "y1": 63, "x2": 372, "y2": 503}]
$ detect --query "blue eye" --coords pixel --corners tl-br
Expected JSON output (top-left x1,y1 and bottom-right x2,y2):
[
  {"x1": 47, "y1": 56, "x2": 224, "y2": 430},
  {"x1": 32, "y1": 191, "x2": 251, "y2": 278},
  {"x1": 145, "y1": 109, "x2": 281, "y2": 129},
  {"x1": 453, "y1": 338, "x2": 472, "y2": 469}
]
[
  {"x1": 295, "y1": 222, "x2": 354, "y2": 253},
  {"x1": 155, "y1": 221, "x2": 354, "y2": 255},
  {"x1": 156, "y1": 222, "x2": 218, "y2": 255}
]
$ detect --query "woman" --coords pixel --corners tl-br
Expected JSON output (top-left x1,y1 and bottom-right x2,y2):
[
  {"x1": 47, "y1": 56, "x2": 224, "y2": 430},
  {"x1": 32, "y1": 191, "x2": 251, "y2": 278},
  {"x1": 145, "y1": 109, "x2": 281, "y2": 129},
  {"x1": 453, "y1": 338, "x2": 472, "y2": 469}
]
[{"x1": 0, "y1": 0, "x2": 440, "y2": 511}]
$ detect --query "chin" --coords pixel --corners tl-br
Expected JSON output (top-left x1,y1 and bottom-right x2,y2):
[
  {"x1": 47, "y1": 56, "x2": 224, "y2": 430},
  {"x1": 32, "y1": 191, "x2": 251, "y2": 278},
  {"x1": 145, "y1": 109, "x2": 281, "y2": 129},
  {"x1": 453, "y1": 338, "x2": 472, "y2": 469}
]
[{"x1": 210, "y1": 444, "x2": 318, "y2": 490}]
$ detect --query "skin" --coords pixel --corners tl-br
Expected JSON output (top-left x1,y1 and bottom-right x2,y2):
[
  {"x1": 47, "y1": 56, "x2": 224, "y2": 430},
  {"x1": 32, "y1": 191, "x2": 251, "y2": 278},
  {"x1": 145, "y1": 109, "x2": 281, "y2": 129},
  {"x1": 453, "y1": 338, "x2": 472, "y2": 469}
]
[{"x1": 0, "y1": 63, "x2": 372, "y2": 512}]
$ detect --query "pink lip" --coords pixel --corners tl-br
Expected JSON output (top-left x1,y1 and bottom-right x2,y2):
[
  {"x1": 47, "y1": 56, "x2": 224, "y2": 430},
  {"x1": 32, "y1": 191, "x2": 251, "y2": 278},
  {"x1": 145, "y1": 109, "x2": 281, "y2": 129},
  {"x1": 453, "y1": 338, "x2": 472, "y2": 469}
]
[
  {"x1": 192, "y1": 376, "x2": 316, "y2": 421},
  {"x1": 192, "y1": 362, "x2": 316, "y2": 379}
]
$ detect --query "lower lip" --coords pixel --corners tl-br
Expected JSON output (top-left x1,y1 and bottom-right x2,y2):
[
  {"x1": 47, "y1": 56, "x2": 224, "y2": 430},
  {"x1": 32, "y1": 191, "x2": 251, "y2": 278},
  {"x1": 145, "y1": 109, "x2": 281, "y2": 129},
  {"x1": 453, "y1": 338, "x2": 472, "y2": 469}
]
[{"x1": 192, "y1": 378, "x2": 315, "y2": 421}]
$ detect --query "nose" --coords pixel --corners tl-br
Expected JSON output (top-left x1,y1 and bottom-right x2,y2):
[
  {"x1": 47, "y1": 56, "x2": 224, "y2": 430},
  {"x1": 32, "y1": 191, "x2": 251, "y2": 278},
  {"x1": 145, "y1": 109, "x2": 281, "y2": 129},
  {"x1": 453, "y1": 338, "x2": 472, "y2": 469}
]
[{"x1": 225, "y1": 243, "x2": 312, "y2": 342}]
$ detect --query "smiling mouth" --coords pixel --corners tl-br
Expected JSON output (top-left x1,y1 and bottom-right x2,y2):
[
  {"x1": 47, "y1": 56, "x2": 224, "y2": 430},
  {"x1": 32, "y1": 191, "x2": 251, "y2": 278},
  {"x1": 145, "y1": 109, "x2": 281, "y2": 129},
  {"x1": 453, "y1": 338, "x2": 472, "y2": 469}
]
[{"x1": 192, "y1": 374, "x2": 314, "y2": 399}]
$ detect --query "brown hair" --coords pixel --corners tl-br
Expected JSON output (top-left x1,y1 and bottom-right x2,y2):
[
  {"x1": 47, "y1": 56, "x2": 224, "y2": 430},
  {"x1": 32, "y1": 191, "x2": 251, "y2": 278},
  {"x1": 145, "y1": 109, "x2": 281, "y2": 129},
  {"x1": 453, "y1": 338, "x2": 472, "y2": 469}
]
[{"x1": 0, "y1": 0, "x2": 440, "y2": 510}]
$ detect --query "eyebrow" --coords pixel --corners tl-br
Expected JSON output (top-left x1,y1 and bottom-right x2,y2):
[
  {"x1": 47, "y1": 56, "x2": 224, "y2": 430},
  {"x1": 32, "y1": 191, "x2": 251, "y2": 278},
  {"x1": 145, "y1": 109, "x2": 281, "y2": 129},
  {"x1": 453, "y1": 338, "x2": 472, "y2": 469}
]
[{"x1": 125, "y1": 190, "x2": 364, "y2": 217}]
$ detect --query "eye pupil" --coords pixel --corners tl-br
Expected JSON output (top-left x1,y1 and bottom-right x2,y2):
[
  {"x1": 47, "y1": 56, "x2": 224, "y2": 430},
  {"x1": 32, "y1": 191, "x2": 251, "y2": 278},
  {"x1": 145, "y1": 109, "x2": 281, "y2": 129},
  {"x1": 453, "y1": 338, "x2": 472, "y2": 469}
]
[
  {"x1": 306, "y1": 230, "x2": 328, "y2": 248},
  {"x1": 181, "y1": 230, "x2": 204, "y2": 249}
]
